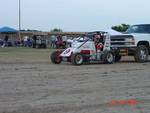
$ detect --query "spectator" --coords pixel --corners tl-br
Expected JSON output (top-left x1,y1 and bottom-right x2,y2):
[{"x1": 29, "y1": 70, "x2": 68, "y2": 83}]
[
  {"x1": 2, "y1": 35, "x2": 9, "y2": 47},
  {"x1": 23, "y1": 36, "x2": 32, "y2": 47},
  {"x1": 23, "y1": 36, "x2": 28, "y2": 47},
  {"x1": 27, "y1": 38, "x2": 32, "y2": 47},
  {"x1": 0, "y1": 39, "x2": 3, "y2": 47},
  {"x1": 50, "y1": 35, "x2": 56, "y2": 48},
  {"x1": 55, "y1": 36, "x2": 63, "y2": 49},
  {"x1": 62, "y1": 35, "x2": 67, "y2": 48},
  {"x1": 32, "y1": 35, "x2": 37, "y2": 48},
  {"x1": 14, "y1": 39, "x2": 21, "y2": 47}
]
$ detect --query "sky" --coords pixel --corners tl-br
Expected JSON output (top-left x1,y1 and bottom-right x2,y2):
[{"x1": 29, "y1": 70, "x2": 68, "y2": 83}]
[{"x1": 0, "y1": 0, "x2": 150, "y2": 32}]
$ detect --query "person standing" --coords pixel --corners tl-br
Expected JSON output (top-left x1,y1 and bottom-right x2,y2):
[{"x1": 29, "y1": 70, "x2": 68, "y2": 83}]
[
  {"x1": 23, "y1": 36, "x2": 28, "y2": 47},
  {"x1": 32, "y1": 35, "x2": 37, "y2": 48},
  {"x1": 50, "y1": 35, "x2": 56, "y2": 48},
  {"x1": 62, "y1": 35, "x2": 67, "y2": 48},
  {"x1": 2, "y1": 35, "x2": 9, "y2": 47}
]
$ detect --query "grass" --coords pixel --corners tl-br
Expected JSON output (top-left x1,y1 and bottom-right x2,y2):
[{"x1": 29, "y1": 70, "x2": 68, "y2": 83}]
[{"x1": 0, "y1": 47, "x2": 53, "y2": 63}]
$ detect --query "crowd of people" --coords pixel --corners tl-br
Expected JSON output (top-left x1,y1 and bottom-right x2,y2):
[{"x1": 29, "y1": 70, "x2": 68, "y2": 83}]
[
  {"x1": 0, "y1": 35, "x2": 38, "y2": 48},
  {"x1": 0, "y1": 35, "x2": 69, "y2": 49},
  {"x1": 0, "y1": 36, "x2": 32, "y2": 48}
]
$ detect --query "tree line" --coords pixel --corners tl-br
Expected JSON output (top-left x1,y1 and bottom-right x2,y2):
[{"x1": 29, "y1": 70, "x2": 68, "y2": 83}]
[{"x1": 51, "y1": 24, "x2": 130, "y2": 33}]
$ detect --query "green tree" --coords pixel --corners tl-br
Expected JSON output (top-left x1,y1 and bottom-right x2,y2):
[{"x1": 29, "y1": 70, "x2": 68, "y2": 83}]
[
  {"x1": 112, "y1": 24, "x2": 130, "y2": 32},
  {"x1": 51, "y1": 28, "x2": 63, "y2": 32}
]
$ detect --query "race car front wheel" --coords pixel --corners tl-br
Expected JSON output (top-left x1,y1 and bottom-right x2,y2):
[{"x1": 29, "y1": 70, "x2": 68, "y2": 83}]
[
  {"x1": 51, "y1": 51, "x2": 62, "y2": 64},
  {"x1": 71, "y1": 53, "x2": 83, "y2": 65}
]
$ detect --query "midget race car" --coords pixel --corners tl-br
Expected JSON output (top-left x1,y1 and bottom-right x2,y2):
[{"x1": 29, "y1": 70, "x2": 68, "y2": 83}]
[{"x1": 50, "y1": 32, "x2": 115, "y2": 65}]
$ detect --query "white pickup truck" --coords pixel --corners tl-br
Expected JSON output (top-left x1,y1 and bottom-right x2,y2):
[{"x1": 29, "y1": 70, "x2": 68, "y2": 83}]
[{"x1": 111, "y1": 24, "x2": 150, "y2": 62}]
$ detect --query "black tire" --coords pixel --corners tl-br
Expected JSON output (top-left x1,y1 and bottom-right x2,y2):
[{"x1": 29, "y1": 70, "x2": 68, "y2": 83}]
[
  {"x1": 50, "y1": 51, "x2": 62, "y2": 64},
  {"x1": 71, "y1": 53, "x2": 84, "y2": 65},
  {"x1": 102, "y1": 51, "x2": 114, "y2": 64},
  {"x1": 134, "y1": 45, "x2": 149, "y2": 63},
  {"x1": 115, "y1": 55, "x2": 122, "y2": 62}
]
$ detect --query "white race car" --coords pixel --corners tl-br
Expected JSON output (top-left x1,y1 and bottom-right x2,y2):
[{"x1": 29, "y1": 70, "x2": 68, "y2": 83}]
[{"x1": 51, "y1": 32, "x2": 115, "y2": 65}]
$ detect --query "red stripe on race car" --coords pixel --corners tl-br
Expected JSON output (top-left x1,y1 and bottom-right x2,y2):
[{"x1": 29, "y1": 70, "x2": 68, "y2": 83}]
[{"x1": 80, "y1": 50, "x2": 90, "y2": 54}]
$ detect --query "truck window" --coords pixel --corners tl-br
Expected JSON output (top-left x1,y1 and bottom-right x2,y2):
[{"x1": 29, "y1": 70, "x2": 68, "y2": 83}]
[{"x1": 126, "y1": 24, "x2": 150, "y2": 34}]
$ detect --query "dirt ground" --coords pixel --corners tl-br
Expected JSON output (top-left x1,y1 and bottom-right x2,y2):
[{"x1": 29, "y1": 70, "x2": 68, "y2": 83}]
[{"x1": 0, "y1": 48, "x2": 150, "y2": 113}]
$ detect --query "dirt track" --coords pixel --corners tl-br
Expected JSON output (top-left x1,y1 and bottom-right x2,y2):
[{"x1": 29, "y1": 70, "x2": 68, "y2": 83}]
[{"x1": 0, "y1": 54, "x2": 150, "y2": 113}]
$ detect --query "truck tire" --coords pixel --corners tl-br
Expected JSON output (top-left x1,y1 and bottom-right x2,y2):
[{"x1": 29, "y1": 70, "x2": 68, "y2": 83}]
[
  {"x1": 51, "y1": 51, "x2": 62, "y2": 64},
  {"x1": 134, "y1": 45, "x2": 149, "y2": 63},
  {"x1": 103, "y1": 51, "x2": 114, "y2": 64},
  {"x1": 115, "y1": 55, "x2": 122, "y2": 62},
  {"x1": 71, "y1": 53, "x2": 84, "y2": 65}
]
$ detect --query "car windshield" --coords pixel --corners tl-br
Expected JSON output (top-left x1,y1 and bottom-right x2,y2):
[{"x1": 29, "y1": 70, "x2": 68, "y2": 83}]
[{"x1": 126, "y1": 25, "x2": 150, "y2": 33}]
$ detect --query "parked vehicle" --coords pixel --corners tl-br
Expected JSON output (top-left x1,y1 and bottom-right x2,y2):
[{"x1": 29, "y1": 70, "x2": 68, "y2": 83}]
[
  {"x1": 51, "y1": 32, "x2": 115, "y2": 65},
  {"x1": 111, "y1": 24, "x2": 150, "y2": 62}
]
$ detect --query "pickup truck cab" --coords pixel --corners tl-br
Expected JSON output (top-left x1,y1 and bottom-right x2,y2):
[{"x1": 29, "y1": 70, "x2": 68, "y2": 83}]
[{"x1": 111, "y1": 24, "x2": 150, "y2": 62}]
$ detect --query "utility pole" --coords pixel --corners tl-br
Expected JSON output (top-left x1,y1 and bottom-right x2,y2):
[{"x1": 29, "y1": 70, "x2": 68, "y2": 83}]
[{"x1": 19, "y1": 0, "x2": 21, "y2": 40}]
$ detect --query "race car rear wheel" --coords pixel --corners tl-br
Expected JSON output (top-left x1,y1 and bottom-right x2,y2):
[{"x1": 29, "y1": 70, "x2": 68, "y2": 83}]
[
  {"x1": 103, "y1": 51, "x2": 114, "y2": 64},
  {"x1": 51, "y1": 51, "x2": 62, "y2": 64},
  {"x1": 71, "y1": 53, "x2": 83, "y2": 65}
]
